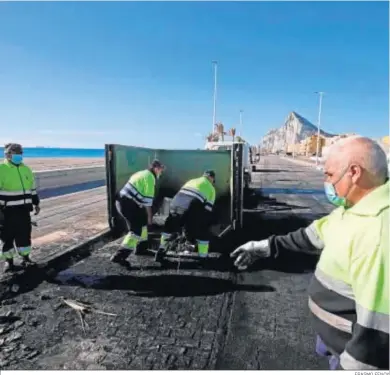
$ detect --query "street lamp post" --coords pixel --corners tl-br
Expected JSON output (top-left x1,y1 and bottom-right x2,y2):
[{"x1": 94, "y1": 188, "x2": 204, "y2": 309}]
[
  {"x1": 315, "y1": 91, "x2": 324, "y2": 166},
  {"x1": 239, "y1": 109, "x2": 243, "y2": 137},
  {"x1": 212, "y1": 61, "x2": 218, "y2": 133}
]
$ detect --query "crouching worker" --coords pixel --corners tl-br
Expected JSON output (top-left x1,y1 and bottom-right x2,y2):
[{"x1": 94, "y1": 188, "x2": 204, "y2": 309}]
[
  {"x1": 0, "y1": 143, "x2": 40, "y2": 272},
  {"x1": 155, "y1": 170, "x2": 216, "y2": 262},
  {"x1": 110, "y1": 160, "x2": 165, "y2": 266}
]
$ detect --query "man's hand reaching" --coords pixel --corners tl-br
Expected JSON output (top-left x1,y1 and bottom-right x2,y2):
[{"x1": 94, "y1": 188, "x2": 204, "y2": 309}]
[{"x1": 230, "y1": 239, "x2": 271, "y2": 270}]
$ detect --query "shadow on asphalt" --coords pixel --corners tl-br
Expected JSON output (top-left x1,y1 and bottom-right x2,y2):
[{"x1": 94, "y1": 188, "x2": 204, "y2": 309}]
[
  {"x1": 49, "y1": 271, "x2": 275, "y2": 297},
  {"x1": 0, "y1": 315, "x2": 20, "y2": 324},
  {"x1": 0, "y1": 264, "x2": 47, "y2": 300}
]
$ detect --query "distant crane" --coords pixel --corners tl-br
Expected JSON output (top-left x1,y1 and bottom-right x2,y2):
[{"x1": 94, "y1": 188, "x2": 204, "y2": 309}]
[{"x1": 239, "y1": 109, "x2": 243, "y2": 136}]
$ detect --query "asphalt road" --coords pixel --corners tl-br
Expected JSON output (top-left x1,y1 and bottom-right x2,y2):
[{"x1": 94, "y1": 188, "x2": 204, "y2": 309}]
[
  {"x1": 38, "y1": 180, "x2": 106, "y2": 200},
  {"x1": 0, "y1": 155, "x2": 334, "y2": 370},
  {"x1": 216, "y1": 155, "x2": 332, "y2": 370}
]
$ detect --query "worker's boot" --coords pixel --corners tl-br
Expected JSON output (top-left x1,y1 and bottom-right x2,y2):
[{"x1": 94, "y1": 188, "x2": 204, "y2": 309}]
[
  {"x1": 110, "y1": 249, "x2": 131, "y2": 267},
  {"x1": 135, "y1": 226, "x2": 148, "y2": 255},
  {"x1": 3, "y1": 260, "x2": 15, "y2": 273},
  {"x1": 183, "y1": 241, "x2": 195, "y2": 254},
  {"x1": 134, "y1": 241, "x2": 147, "y2": 255},
  {"x1": 154, "y1": 247, "x2": 167, "y2": 263},
  {"x1": 21, "y1": 255, "x2": 33, "y2": 268},
  {"x1": 197, "y1": 242, "x2": 209, "y2": 268}
]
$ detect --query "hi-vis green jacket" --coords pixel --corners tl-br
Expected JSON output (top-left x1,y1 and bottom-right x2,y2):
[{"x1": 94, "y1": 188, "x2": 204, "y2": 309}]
[
  {"x1": 119, "y1": 169, "x2": 156, "y2": 207},
  {"x1": 267, "y1": 181, "x2": 389, "y2": 370},
  {"x1": 181, "y1": 176, "x2": 216, "y2": 212},
  {"x1": 0, "y1": 160, "x2": 40, "y2": 211}
]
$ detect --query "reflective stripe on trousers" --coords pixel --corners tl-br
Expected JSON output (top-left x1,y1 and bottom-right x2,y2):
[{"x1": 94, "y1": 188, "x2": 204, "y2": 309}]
[
  {"x1": 17, "y1": 246, "x2": 31, "y2": 256},
  {"x1": 140, "y1": 226, "x2": 148, "y2": 242},
  {"x1": 197, "y1": 240, "x2": 209, "y2": 258},
  {"x1": 0, "y1": 249, "x2": 15, "y2": 260},
  {"x1": 1, "y1": 246, "x2": 31, "y2": 260},
  {"x1": 159, "y1": 232, "x2": 171, "y2": 249},
  {"x1": 121, "y1": 232, "x2": 142, "y2": 250}
]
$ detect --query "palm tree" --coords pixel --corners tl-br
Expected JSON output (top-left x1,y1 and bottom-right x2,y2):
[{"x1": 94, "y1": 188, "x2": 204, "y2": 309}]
[
  {"x1": 229, "y1": 128, "x2": 236, "y2": 142},
  {"x1": 215, "y1": 123, "x2": 226, "y2": 141}
]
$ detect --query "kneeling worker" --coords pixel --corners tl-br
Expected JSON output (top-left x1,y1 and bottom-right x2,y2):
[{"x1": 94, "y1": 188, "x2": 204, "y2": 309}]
[
  {"x1": 0, "y1": 143, "x2": 40, "y2": 272},
  {"x1": 155, "y1": 170, "x2": 216, "y2": 262},
  {"x1": 111, "y1": 159, "x2": 165, "y2": 266}
]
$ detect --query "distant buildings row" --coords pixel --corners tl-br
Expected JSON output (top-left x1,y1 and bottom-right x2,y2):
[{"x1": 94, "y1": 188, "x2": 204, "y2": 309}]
[{"x1": 284, "y1": 134, "x2": 389, "y2": 157}]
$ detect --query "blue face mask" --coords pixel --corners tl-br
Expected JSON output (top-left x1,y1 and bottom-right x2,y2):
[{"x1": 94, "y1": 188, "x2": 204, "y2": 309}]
[
  {"x1": 324, "y1": 182, "x2": 347, "y2": 207},
  {"x1": 324, "y1": 167, "x2": 352, "y2": 207},
  {"x1": 11, "y1": 154, "x2": 23, "y2": 165}
]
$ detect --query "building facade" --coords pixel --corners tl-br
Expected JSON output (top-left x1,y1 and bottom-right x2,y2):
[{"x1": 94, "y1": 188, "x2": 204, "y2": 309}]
[{"x1": 298, "y1": 135, "x2": 326, "y2": 156}]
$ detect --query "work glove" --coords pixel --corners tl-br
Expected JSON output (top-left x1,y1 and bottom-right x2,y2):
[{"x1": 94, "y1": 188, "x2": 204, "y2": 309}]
[
  {"x1": 230, "y1": 239, "x2": 271, "y2": 270},
  {"x1": 34, "y1": 205, "x2": 40, "y2": 215}
]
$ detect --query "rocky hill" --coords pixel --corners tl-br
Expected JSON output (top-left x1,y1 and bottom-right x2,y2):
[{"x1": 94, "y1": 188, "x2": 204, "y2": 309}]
[{"x1": 262, "y1": 112, "x2": 334, "y2": 153}]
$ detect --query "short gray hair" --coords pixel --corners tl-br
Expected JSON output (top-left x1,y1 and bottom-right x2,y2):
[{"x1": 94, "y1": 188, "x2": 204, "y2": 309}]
[{"x1": 328, "y1": 136, "x2": 388, "y2": 183}]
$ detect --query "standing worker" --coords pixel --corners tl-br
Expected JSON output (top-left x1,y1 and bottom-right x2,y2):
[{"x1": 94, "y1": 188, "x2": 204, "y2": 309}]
[
  {"x1": 0, "y1": 143, "x2": 40, "y2": 272},
  {"x1": 110, "y1": 159, "x2": 165, "y2": 266},
  {"x1": 155, "y1": 170, "x2": 216, "y2": 262},
  {"x1": 230, "y1": 136, "x2": 389, "y2": 370}
]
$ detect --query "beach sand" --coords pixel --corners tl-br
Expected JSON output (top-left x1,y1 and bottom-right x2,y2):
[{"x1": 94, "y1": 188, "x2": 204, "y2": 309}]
[{"x1": 24, "y1": 157, "x2": 105, "y2": 171}]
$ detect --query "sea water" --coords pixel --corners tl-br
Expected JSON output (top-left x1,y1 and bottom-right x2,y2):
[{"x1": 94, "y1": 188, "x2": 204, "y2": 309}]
[{"x1": 0, "y1": 147, "x2": 105, "y2": 158}]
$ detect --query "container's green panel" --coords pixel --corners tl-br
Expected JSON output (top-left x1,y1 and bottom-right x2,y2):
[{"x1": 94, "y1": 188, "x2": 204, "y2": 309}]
[
  {"x1": 112, "y1": 145, "x2": 231, "y2": 199},
  {"x1": 156, "y1": 149, "x2": 231, "y2": 198},
  {"x1": 106, "y1": 143, "x2": 237, "y2": 234},
  {"x1": 113, "y1": 144, "x2": 157, "y2": 194}
]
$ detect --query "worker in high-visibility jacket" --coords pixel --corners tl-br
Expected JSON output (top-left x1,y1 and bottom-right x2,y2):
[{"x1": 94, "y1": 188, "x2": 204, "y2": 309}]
[
  {"x1": 155, "y1": 170, "x2": 216, "y2": 262},
  {"x1": 231, "y1": 136, "x2": 389, "y2": 370},
  {"x1": 110, "y1": 159, "x2": 165, "y2": 266},
  {"x1": 0, "y1": 143, "x2": 41, "y2": 272}
]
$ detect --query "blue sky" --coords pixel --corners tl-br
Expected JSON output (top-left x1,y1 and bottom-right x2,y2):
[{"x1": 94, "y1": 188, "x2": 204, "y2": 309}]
[{"x1": 0, "y1": 1, "x2": 388, "y2": 149}]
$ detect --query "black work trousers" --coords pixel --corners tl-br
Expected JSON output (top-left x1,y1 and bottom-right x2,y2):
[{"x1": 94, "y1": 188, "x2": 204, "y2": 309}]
[
  {"x1": 163, "y1": 194, "x2": 210, "y2": 243},
  {"x1": 115, "y1": 197, "x2": 147, "y2": 237},
  {"x1": 1, "y1": 207, "x2": 32, "y2": 259}
]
